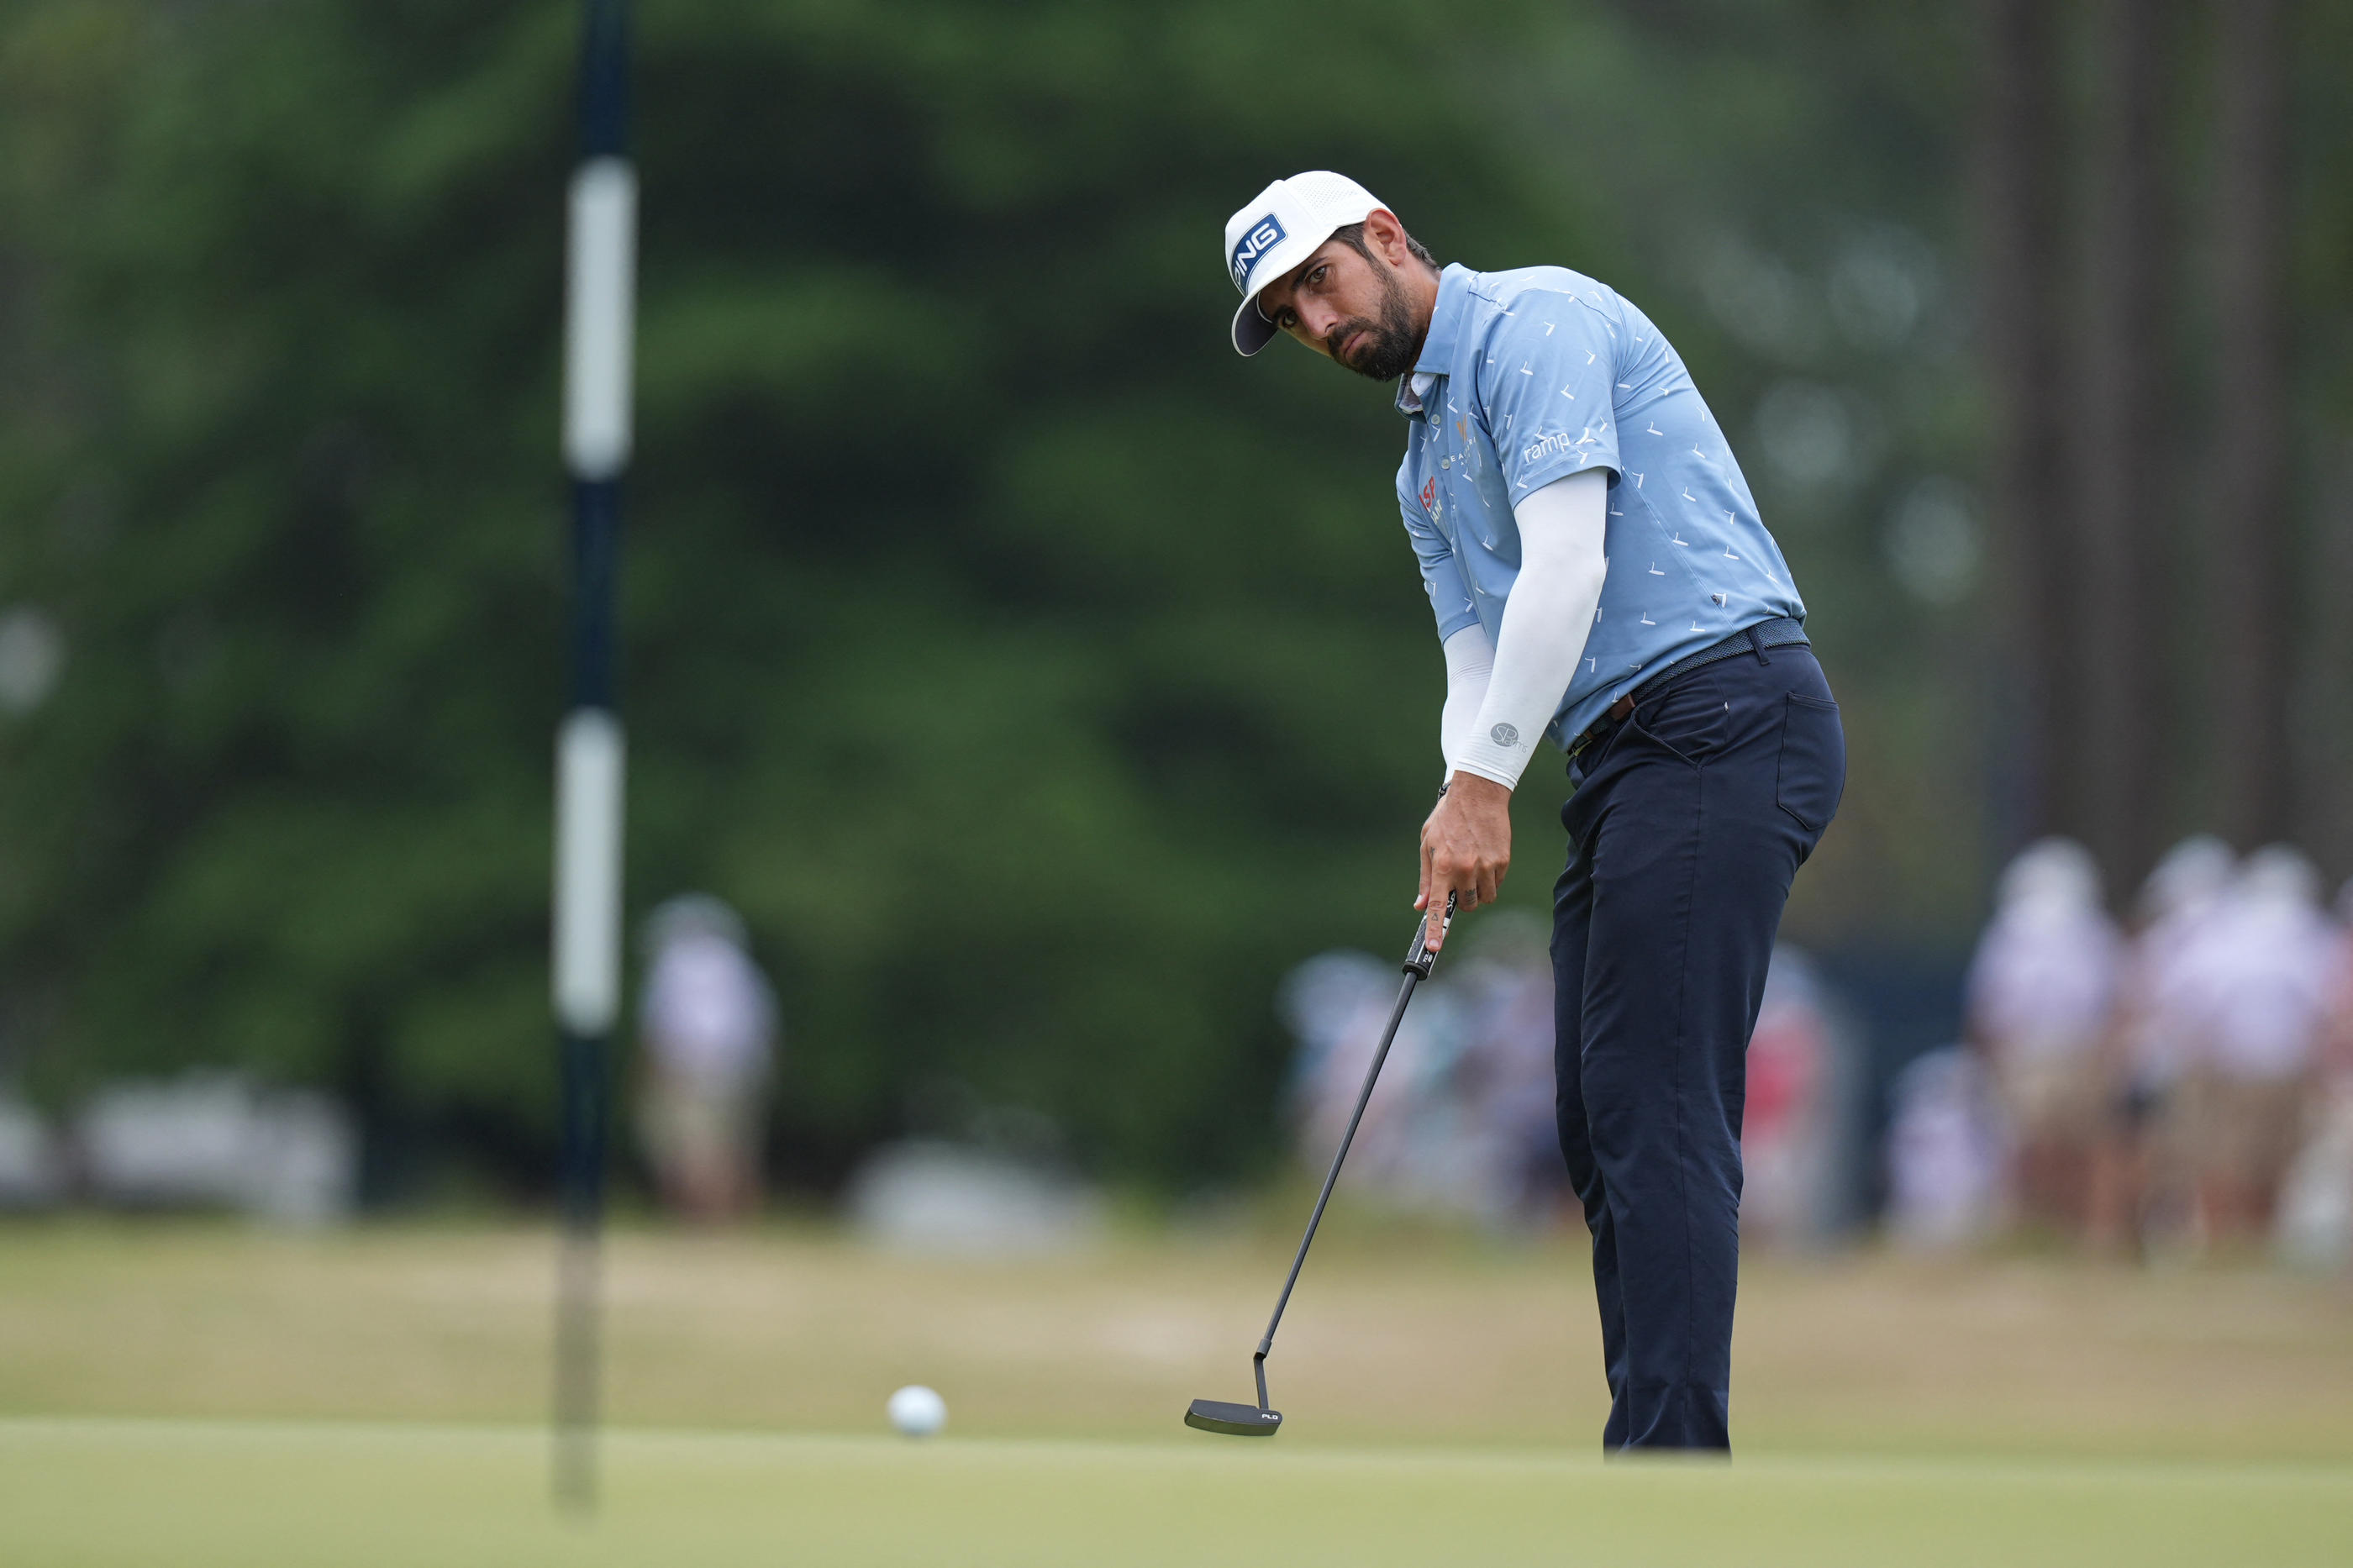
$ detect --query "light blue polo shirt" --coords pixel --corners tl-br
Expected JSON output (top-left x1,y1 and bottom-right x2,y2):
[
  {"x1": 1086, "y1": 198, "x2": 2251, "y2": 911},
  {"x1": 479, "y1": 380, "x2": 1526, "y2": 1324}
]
[{"x1": 1397, "y1": 263, "x2": 1806, "y2": 749}]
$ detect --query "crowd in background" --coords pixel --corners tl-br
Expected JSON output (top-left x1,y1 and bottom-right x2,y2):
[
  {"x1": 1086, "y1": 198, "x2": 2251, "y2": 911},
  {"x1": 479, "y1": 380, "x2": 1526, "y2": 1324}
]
[
  {"x1": 13, "y1": 852, "x2": 2353, "y2": 1263},
  {"x1": 1919, "y1": 837, "x2": 2353, "y2": 1262},
  {"x1": 1278, "y1": 839, "x2": 2353, "y2": 1271},
  {"x1": 1277, "y1": 916, "x2": 1561, "y2": 1231},
  {"x1": 1277, "y1": 920, "x2": 1849, "y2": 1243}
]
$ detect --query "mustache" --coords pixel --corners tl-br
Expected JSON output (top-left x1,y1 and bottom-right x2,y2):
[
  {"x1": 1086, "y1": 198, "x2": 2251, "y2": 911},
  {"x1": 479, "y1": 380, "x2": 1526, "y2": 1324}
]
[
  {"x1": 1325, "y1": 319, "x2": 1375, "y2": 358},
  {"x1": 1329, "y1": 311, "x2": 1419, "y2": 381}
]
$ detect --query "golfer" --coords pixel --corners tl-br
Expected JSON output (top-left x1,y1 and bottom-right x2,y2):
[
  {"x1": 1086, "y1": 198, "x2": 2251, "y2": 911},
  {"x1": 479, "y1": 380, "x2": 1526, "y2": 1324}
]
[{"x1": 1225, "y1": 172, "x2": 1845, "y2": 1451}]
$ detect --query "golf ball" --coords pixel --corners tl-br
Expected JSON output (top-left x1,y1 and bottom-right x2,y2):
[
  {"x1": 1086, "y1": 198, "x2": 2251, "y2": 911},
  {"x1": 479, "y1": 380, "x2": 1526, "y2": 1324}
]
[{"x1": 887, "y1": 1383, "x2": 947, "y2": 1438}]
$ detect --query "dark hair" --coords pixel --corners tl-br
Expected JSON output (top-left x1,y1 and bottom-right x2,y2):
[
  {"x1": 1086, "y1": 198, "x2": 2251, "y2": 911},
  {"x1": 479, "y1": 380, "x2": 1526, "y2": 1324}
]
[{"x1": 1329, "y1": 218, "x2": 1439, "y2": 273}]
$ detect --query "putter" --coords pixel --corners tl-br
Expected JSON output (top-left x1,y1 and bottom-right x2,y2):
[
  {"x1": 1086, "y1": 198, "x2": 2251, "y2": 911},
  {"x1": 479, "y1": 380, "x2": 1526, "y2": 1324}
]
[{"x1": 1184, "y1": 891, "x2": 1456, "y2": 1437}]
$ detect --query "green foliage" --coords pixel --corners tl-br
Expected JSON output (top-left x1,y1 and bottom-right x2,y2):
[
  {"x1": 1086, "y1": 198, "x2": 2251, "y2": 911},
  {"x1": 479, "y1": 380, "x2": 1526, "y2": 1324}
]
[{"x1": 0, "y1": 0, "x2": 1987, "y2": 1192}]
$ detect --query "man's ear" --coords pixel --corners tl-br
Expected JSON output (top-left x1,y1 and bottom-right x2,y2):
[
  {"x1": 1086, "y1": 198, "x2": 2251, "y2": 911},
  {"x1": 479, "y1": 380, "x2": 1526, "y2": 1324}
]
[{"x1": 1361, "y1": 208, "x2": 1412, "y2": 267}]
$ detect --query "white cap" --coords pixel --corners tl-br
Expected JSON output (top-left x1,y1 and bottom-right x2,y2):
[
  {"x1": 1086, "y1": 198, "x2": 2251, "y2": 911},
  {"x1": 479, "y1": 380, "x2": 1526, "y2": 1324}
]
[{"x1": 1222, "y1": 171, "x2": 1387, "y2": 356}]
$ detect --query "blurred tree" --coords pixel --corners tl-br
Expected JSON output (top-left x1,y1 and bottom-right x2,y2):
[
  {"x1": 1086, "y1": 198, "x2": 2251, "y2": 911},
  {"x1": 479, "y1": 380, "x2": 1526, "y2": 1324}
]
[
  {"x1": 0, "y1": 0, "x2": 2160, "y2": 1196},
  {"x1": 2077, "y1": 0, "x2": 2178, "y2": 894},
  {"x1": 2292, "y1": 3, "x2": 2353, "y2": 878},
  {"x1": 0, "y1": 3, "x2": 582, "y2": 1194},
  {"x1": 0, "y1": 0, "x2": 1592, "y2": 1191},
  {"x1": 1977, "y1": 0, "x2": 2073, "y2": 850},
  {"x1": 2213, "y1": 0, "x2": 2291, "y2": 850}
]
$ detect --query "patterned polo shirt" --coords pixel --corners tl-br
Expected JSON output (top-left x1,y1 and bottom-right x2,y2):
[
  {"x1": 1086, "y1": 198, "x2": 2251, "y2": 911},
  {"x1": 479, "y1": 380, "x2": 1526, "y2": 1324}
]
[{"x1": 1396, "y1": 263, "x2": 1805, "y2": 747}]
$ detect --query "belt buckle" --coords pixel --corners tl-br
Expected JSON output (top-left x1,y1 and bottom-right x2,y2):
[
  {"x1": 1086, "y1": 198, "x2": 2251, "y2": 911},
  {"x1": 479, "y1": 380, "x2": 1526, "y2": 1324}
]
[{"x1": 1570, "y1": 693, "x2": 1636, "y2": 761}]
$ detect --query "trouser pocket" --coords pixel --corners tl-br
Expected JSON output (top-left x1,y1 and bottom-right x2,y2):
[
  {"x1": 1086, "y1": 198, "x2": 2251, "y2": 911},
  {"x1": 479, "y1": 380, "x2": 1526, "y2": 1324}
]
[
  {"x1": 1775, "y1": 692, "x2": 1845, "y2": 839},
  {"x1": 1629, "y1": 667, "x2": 1728, "y2": 766}
]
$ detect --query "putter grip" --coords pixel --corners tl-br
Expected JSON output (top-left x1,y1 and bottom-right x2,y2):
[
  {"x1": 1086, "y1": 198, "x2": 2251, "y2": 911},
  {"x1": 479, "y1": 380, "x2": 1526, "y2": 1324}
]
[{"x1": 1402, "y1": 892, "x2": 1457, "y2": 978}]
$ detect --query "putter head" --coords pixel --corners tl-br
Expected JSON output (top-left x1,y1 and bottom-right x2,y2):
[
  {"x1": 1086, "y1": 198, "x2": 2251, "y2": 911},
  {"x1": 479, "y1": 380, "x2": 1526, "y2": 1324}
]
[{"x1": 1184, "y1": 1398, "x2": 1282, "y2": 1437}]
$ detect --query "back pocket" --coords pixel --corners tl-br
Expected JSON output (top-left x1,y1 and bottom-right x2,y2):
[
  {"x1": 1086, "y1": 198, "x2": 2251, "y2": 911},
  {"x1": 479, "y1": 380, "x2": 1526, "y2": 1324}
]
[{"x1": 1776, "y1": 693, "x2": 1845, "y2": 836}]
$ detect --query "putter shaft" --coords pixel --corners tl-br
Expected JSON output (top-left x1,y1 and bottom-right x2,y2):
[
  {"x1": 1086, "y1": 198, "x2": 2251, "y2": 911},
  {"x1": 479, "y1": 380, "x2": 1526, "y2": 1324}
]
[{"x1": 1250, "y1": 894, "x2": 1453, "y2": 1409}]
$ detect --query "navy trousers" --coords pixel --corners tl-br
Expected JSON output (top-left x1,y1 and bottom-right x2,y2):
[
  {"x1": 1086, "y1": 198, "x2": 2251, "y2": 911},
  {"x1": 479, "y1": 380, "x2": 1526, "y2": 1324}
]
[{"x1": 1551, "y1": 635, "x2": 1845, "y2": 1452}]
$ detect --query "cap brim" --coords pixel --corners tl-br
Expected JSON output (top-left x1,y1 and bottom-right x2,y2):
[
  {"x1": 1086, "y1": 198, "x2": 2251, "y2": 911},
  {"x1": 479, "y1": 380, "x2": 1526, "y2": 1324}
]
[{"x1": 1231, "y1": 293, "x2": 1279, "y2": 356}]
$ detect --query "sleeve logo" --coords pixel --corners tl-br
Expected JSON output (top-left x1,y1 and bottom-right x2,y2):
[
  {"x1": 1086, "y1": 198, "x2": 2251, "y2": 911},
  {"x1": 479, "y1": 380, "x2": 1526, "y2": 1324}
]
[
  {"x1": 1490, "y1": 723, "x2": 1520, "y2": 747},
  {"x1": 1524, "y1": 429, "x2": 1596, "y2": 464},
  {"x1": 1229, "y1": 213, "x2": 1287, "y2": 292}
]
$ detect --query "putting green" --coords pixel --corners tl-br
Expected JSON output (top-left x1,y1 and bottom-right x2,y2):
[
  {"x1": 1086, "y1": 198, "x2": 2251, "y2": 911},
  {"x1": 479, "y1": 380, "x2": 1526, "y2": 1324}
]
[{"x1": 4, "y1": 1418, "x2": 2347, "y2": 1567}]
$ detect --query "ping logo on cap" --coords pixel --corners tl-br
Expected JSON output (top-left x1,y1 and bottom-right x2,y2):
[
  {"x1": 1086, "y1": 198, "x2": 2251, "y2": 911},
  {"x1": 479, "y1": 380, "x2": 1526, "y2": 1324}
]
[{"x1": 1229, "y1": 213, "x2": 1287, "y2": 292}]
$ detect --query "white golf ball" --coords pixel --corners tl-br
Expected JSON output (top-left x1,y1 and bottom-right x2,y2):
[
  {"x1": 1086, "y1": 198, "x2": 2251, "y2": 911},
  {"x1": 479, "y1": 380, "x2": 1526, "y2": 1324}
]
[{"x1": 887, "y1": 1384, "x2": 947, "y2": 1438}]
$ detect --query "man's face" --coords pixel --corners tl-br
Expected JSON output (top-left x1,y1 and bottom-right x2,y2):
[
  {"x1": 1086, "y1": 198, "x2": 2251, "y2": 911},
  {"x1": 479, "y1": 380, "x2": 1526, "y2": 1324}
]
[{"x1": 1255, "y1": 236, "x2": 1421, "y2": 382}]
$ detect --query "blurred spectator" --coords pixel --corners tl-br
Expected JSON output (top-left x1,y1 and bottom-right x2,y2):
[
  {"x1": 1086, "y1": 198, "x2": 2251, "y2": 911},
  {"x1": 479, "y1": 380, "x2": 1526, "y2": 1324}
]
[
  {"x1": 2276, "y1": 885, "x2": 2353, "y2": 1271},
  {"x1": 1964, "y1": 839, "x2": 2123, "y2": 1237},
  {"x1": 1277, "y1": 929, "x2": 1833, "y2": 1237},
  {"x1": 2171, "y1": 847, "x2": 2340, "y2": 1247},
  {"x1": 635, "y1": 895, "x2": 776, "y2": 1222},
  {"x1": 1278, "y1": 945, "x2": 1478, "y2": 1218},
  {"x1": 1886, "y1": 1046, "x2": 2006, "y2": 1249},
  {"x1": 1279, "y1": 948, "x2": 1408, "y2": 1187},
  {"x1": 1449, "y1": 915, "x2": 1568, "y2": 1227},
  {"x1": 1742, "y1": 946, "x2": 1844, "y2": 1245},
  {"x1": 2330, "y1": 880, "x2": 2353, "y2": 1080},
  {"x1": 2277, "y1": 1081, "x2": 2353, "y2": 1272},
  {"x1": 2099, "y1": 835, "x2": 2236, "y2": 1254}
]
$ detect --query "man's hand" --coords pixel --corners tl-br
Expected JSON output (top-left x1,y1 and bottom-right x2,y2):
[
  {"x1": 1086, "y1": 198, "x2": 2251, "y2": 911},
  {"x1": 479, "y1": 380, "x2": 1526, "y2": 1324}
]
[{"x1": 1417, "y1": 772, "x2": 1512, "y2": 951}]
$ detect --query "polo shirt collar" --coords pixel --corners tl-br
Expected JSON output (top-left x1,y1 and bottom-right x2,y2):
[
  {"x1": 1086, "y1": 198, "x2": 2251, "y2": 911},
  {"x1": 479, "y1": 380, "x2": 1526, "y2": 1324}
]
[{"x1": 1395, "y1": 264, "x2": 1476, "y2": 419}]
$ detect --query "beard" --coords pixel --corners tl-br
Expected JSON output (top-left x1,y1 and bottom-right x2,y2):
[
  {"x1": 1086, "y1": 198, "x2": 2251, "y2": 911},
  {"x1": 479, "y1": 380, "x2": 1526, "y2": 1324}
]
[{"x1": 1325, "y1": 260, "x2": 1421, "y2": 382}]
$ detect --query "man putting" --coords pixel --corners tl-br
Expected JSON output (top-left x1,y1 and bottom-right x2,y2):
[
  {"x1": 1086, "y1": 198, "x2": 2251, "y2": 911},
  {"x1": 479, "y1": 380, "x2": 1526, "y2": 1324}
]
[{"x1": 1226, "y1": 171, "x2": 1845, "y2": 1452}]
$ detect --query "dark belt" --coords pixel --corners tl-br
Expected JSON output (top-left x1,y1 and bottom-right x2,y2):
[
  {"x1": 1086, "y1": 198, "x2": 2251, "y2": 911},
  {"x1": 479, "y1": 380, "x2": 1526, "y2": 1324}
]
[{"x1": 1565, "y1": 616, "x2": 1809, "y2": 761}]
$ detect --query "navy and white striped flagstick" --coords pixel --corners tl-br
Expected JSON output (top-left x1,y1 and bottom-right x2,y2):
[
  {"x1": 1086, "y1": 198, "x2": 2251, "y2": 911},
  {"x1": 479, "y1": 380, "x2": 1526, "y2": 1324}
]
[{"x1": 551, "y1": 0, "x2": 632, "y2": 1513}]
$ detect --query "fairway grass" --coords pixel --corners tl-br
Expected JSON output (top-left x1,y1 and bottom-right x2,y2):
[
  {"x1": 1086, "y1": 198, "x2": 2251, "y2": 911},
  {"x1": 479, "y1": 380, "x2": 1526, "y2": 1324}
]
[
  {"x1": 7, "y1": 1222, "x2": 2353, "y2": 1564},
  {"x1": 4, "y1": 1417, "x2": 2349, "y2": 1568},
  {"x1": 5, "y1": 1219, "x2": 2352, "y2": 1460}
]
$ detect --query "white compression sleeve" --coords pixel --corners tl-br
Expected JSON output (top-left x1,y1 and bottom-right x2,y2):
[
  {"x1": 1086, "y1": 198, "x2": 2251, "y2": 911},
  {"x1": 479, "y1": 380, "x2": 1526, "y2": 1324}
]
[
  {"x1": 1449, "y1": 469, "x2": 1610, "y2": 790},
  {"x1": 1439, "y1": 622, "x2": 1496, "y2": 777}
]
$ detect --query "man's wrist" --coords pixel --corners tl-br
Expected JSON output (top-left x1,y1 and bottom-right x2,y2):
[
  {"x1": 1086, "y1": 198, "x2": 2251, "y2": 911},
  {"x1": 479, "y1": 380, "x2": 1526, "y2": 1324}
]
[
  {"x1": 1448, "y1": 735, "x2": 1532, "y2": 792},
  {"x1": 1445, "y1": 768, "x2": 1513, "y2": 802}
]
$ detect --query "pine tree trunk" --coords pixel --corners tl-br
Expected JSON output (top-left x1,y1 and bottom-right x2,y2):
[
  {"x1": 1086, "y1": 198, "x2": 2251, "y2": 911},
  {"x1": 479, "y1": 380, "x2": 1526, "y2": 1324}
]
[
  {"x1": 2079, "y1": 0, "x2": 2175, "y2": 892},
  {"x1": 1978, "y1": 0, "x2": 2073, "y2": 849},
  {"x1": 2214, "y1": 0, "x2": 2292, "y2": 850}
]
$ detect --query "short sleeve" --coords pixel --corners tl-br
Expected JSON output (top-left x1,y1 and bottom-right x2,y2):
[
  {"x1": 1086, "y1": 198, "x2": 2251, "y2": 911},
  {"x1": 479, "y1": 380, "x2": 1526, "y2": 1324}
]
[
  {"x1": 1474, "y1": 293, "x2": 1624, "y2": 498},
  {"x1": 1399, "y1": 481, "x2": 1480, "y2": 643}
]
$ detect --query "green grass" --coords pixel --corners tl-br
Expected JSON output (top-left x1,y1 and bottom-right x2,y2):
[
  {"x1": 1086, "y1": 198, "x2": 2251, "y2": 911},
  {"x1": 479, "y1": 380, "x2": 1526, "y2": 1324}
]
[
  {"x1": 6, "y1": 1218, "x2": 2351, "y2": 1458},
  {"x1": 4, "y1": 1218, "x2": 2352, "y2": 1563},
  {"x1": 5, "y1": 1418, "x2": 2349, "y2": 1567}
]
